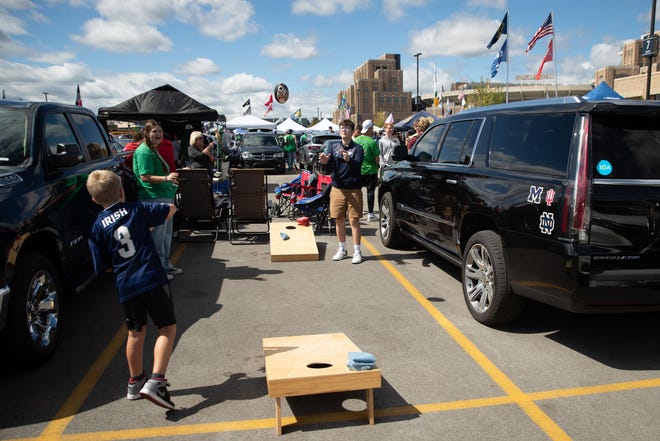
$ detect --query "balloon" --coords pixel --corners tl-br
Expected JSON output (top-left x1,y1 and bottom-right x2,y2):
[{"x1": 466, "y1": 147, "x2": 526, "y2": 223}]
[{"x1": 274, "y1": 83, "x2": 289, "y2": 104}]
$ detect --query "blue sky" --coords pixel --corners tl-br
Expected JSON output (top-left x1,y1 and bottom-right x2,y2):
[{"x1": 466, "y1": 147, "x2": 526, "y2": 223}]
[{"x1": 0, "y1": 0, "x2": 657, "y2": 121}]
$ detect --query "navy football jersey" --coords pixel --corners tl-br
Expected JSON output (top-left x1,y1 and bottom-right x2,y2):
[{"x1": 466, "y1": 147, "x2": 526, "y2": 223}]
[{"x1": 89, "y1": 201, "x2": 170, "y2": 303}]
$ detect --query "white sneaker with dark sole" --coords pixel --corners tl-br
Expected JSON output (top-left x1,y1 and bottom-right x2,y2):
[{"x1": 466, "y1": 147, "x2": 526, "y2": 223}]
[
  {"x1": 126, "y1": 377, "x2": 146, "y2": 400},
  {"x1": 139, "y1": 379, "x2": 175, "y2": 410},
  {"x1": 332, "y1": 248, "x2": 348, "y2": 261}
]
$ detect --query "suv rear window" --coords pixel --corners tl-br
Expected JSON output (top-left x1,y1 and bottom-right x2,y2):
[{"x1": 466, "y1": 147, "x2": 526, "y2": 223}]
[
  {"x1": 592, "y1": 114, "x2": 660, "y2": 179},
  {"x1": 489, "y1": 113, "x2": 574, "y2": 176}
]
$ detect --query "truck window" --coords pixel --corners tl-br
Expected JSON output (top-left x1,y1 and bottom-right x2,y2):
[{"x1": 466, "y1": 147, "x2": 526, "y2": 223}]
[
  {"x1": 45, "y1": 112, "x2": 78, "y2": 156},
  {"x1": 70, "y1": 113, "x2": 110, "y2": 160},
  {"x1": 0, "y1": 108, "x2": 29, "y2": 166}
]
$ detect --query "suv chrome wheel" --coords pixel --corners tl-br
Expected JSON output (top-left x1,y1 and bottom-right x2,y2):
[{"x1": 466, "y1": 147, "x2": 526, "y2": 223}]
[{"x1": 464, "y1": 243, "x2": 494, "y2": 313}]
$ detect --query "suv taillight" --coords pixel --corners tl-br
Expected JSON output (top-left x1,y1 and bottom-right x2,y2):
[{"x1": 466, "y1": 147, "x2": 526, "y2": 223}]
[{"x1": 561, "y1": 117, "x2": 591, "y2": 243}]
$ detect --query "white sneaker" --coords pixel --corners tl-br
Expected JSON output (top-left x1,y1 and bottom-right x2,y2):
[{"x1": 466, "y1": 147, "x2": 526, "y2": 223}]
[
  {"x1": 352, "y1": 250, "x2": 363, "y2": 264},
  {"x1": 367, "y1": 213, "x2": 376, "y2": 221},
  {"x1": 332, "y1": 248, "x2": 348, "y2": 261},
  {"x1": 167, "y1": 273, "x2": 174, "y2": 281}
]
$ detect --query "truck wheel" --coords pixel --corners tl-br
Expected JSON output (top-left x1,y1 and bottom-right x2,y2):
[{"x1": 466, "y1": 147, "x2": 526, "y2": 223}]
[
  {"x1": 379, "y1": 192, "x2": 407, "y2": 248},
  {"x1": 462, "y1": 231, "x2": 523, "y2": 325},
  {"x1": 7, "y1": 252, "x2": 62, "y2": 365}
]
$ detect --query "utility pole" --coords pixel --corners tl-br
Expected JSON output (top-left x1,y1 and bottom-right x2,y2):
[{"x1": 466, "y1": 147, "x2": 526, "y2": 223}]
[{"x1": 414, "y1": 52, "x2": 422, "y2": 111}]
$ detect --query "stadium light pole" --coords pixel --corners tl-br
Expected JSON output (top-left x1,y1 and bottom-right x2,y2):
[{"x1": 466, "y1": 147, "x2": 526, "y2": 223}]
[{"x1": 414, "y1": 52, "x2": 422, "y2": 110}]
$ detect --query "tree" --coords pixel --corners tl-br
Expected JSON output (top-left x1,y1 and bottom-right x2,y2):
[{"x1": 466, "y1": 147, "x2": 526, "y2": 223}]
[{"x1": 470, "y1": 82, "x2": 506, "y2": 108}]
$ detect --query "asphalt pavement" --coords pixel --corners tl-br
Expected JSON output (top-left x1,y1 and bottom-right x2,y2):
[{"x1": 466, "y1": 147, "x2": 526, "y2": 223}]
[{"x1": 2, "y1": 170, "x2": 660, "y2": 441}]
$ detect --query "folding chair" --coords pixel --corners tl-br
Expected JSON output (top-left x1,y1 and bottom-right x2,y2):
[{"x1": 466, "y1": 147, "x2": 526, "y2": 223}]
[
  {"x1": 292, "y1": 173, "x2": 333, "y2": 234},
  {"x1": 228, "y1": 168, "x2": 270, "y2": 243},
  {"x1": 176, "y1": 168, "x2": 228, "y2": 242}
]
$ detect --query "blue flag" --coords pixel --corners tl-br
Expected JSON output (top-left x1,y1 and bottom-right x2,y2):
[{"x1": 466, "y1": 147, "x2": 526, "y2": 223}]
[
  {"x1": 486, "y1": 12, "x2": 508, "y2": 50},
  {"x1": 490, "y1": 38, "x2": 508, "y2": 78}
]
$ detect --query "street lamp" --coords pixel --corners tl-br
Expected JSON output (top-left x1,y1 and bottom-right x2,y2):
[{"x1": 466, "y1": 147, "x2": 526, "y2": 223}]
[{"x1": 414, "y1": 52, "x2": 422, "y2": 110}]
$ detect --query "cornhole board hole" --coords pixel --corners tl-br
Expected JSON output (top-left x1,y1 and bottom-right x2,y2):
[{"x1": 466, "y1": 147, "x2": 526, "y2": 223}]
[
  {"x1": 269, "y1": 221, "x2": 318, "y2": 262},
  {"x1": 263, "y1": 333, "x2": 381, "y2": 435}
]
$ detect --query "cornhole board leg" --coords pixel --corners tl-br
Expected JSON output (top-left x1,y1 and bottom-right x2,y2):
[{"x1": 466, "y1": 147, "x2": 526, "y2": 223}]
[{"x1": 275, "y1": 397, "x2": 282, "y2": 435}]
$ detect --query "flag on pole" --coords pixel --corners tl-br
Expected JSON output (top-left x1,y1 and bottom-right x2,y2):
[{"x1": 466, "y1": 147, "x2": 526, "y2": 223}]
[
  {"x1": 490, "y1": 38, "x2": 508, "y2": 78},
  {"x1": 264, "y1": 94, "x2": 273, "y2": 116},
  {"x1": 536, "y1": 38, "x2": 554, "y2": 80},
  {"x1": 433, "y1": 64, "x2": 439, "y2": 107},
  {"x1": 486, "y1": 12, "x2": 508, "y2": 49},
  {"x1": 291, "y1": 108, "x2": 301, "y2": 118},
  {"x1": 385, "y1": 113, "x2": 394, "y2": 124},
  {"x1": 75, "y1": 84, "x2": 82, "y2": 106},
  {"x1": 243, "y1": 106, "x2": 251, "y2": 115},
  {"x1": 242, "y1": 98, "x2": 250, "y2": 107},
  {"x1": 338, "y1": 94, "x2": 347, "y2": 110},
  {"x1": 526, "y1": 13, "x2": 553, "y2": 53}
]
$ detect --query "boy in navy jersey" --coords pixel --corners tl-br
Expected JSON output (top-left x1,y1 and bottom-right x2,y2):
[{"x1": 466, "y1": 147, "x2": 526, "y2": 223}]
[{"x1": 87, "y1": 170, "x2": 178, "y2": 410}]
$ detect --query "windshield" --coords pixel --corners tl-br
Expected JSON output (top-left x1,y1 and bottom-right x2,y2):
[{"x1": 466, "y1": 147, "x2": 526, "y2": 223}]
[
  {"x1": 243, "y1": 135, "x2": 279, "y2": 147},
  {"x1": 0, "y1": 108, "x2": 30, "y2": 166}
]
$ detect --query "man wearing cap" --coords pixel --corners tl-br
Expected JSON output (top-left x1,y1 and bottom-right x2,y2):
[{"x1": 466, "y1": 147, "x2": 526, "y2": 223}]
[{"x1": 354, "y1": 120, "x2": 380, "y2": 221}]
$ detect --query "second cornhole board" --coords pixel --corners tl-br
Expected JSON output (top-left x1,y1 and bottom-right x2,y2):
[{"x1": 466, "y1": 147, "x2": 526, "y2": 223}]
[{"x1": 269, "y1": 221, "x2": 318, "y2": 262}]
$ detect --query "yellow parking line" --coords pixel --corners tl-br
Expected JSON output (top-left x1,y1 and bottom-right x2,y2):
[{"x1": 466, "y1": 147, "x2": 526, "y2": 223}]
[{"x1": 361, "y1": 238, "x2": 572, "y2": 441}]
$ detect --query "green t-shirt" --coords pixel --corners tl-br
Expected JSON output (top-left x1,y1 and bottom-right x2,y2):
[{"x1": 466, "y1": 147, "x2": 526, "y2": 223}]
[
  {"x1": 133, "y1": 143, "x2": 176, "y2": 200},
  {"x1": 355, "y1": 135, "x2": 379, "y2": 175},
  {"x1": 283, "y1": 134, "x2": 297, "y2": 152}
]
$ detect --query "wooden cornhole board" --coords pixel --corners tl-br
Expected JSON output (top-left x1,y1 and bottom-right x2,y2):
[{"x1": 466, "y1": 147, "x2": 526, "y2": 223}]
[
  {"x1": 263, "y1": 333, "x2": 381, "y2": 435},
  {"x1": 269, "y1": 221, "x2": 318, "y2": 262}
]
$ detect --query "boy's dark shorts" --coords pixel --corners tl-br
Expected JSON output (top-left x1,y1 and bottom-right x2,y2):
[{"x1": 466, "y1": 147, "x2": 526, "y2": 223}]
[{"x1": 122, "y1": 285, "x2": 176, "y2": 331}]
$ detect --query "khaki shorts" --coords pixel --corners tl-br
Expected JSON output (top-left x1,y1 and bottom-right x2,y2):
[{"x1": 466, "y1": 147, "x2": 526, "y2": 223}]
[{"x1": 330, "y1": 187, "x2": 363, "y2": 219}]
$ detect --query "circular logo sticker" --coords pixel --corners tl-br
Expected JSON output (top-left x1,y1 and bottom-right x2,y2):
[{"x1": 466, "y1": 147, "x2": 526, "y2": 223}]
[{"x1": 596, "y1": 160, "x2": 613, "y2": 176}]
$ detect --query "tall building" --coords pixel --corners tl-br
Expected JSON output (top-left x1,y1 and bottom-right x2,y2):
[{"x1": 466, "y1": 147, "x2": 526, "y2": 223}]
[
  {"x1": 595, "y1": 31, "x2": 660, "y2": 98},
  {"x1": 334, "y1": 54, "x2": 411, "y2": 125}
]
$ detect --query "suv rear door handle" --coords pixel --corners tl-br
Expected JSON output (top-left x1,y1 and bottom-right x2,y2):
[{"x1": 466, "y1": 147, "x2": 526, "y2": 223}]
[{"x1": 446, "y1": 179, "x2": 458, "y2": 184}]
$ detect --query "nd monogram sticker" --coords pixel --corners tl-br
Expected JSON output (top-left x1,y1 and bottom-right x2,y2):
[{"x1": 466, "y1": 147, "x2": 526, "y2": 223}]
[{"x1": 539, "y1": 212, "x2": 555, "y2": 235}]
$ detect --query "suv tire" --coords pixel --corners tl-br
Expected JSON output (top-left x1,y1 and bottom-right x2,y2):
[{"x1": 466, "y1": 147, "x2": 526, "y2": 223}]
[
  {"x1": 462, "y1": 231, "x2": 523, "y2": 325},
  {"x1": 379, "y1": 192, "x2": 408, "y2": 248},
  {"x1": 7, "y1": 252, "x2": 62, "y2": 365}
]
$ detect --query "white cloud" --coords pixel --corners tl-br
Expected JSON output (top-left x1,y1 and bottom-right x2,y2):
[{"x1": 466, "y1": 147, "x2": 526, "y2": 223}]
[
  {"x1": 178, "y1": 57, "x2": 220, "y2": 76},
  {"x1": 71, "y1": 18, "x2": 172, "y2": 53},
  {"x1": 261, "y1": 33, "x2": 318, "y2": 59},
  {"x1": 291, "y1": 0, "x2": 369, "y2": 16},
  {"x1": 29, "y1": 51, "x2": 76, "y2": 64},
  {"x1": 0, "y1": 10, "x2": 29, "y2": 35},
  {"x1": 383, "y1": 0, "x2": 428, "y2": 22},
  {"x1": 590, "y1": 42, "x2": 623, "y2": 68},
  {"x1": 410, "y1": 14, "x2": 502, "y2": 57}
]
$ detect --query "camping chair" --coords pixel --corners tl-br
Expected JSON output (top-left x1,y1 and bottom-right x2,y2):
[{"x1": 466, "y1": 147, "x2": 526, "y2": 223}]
[
  {"x1": 228, "y1": 168, "x2": 270, "y2": 243},
  {"x1": 292, "y1": 175, "x2": 332, "y2": 234},
  {"x1": 271, "y1": 173, "x2": 302, "y2": 219},
  {"x1": 176, "y1": 168, "x2": 229, "y2": 242}
]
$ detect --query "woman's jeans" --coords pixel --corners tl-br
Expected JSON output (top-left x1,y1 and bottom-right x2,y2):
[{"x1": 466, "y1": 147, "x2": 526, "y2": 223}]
[
  {"x1": 150, "y1": 197, "x2": 175, "y2": 270},
  {"x1": 285, "y1": 150, "x2": 296, "y2": 169}
]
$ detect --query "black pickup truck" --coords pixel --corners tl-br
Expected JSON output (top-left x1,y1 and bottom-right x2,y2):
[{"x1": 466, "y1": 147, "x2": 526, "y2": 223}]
[{"x1": 0, "y1": 100, "x2": 129, "y2": 365}]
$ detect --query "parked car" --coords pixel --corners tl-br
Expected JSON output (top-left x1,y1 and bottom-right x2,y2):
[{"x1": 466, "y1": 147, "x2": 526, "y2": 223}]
[
  {"x1": 0, "y1": 100, "x2": 130, "y2": 365},
  {"x1": 298, "y1": 132, "x2": 341, "y2": 170},
  {"x1": 378, "y1": 96, "x2": 660, "y2": 325},
  {"x1": 229, "y1": 132, "x2": 285, "y2": 173}
]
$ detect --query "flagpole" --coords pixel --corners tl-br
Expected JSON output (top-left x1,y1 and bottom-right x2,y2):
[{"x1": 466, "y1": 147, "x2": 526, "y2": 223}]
[{"x1": 552, "y1": 10, "x2": 558, "y2": 97}]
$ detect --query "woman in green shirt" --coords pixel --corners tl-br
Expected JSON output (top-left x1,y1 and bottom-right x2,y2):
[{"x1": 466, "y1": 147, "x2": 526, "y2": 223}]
[{"x1": 133, "y1": 120, "x2": 182, "y2": 280}]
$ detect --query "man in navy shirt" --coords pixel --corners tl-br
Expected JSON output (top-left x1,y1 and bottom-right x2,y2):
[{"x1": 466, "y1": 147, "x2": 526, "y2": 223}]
[
  {"x1": 87, "y1": 170, "x2": 177, "y2": 410},
  {"x1": 319, "y1": 119, "x2": 365, "y2": 264}
]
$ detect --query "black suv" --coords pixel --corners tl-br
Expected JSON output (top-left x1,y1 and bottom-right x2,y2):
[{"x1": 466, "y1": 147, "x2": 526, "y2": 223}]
[
  {"x1": 229, "y1": 132, "x2": 285, "y2": 173},
  {"x1": 0, "y1": 100, "x2": 127, "y2": 364},
  {"x1": 378, "y1": 96, "x2": 660, "y2": 325}
]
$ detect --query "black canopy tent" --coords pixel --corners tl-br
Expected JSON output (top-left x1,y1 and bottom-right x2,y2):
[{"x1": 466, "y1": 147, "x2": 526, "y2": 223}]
[{"x1": 98, "y1": 84, "x2": 220, "y2": 123}]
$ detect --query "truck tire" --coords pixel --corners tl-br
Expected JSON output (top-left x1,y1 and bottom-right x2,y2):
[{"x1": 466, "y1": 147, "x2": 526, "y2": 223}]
[
  {"x1": 7, "y1": 252, "x2": 62, "y2": 365},
  {"x1": 462, "y1": 231, "x2": 524, "y2": 325}
]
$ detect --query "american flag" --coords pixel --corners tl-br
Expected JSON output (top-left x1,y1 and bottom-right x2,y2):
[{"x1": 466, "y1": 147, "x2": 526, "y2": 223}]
[{"x1": 526, "y1": 13, "x2": 553, "y2": 53}]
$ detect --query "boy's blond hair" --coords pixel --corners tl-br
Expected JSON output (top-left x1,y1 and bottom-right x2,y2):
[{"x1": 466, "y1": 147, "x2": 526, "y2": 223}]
[{"x1": 86, "y1": 170, "x2": 122, "y2": 207}]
